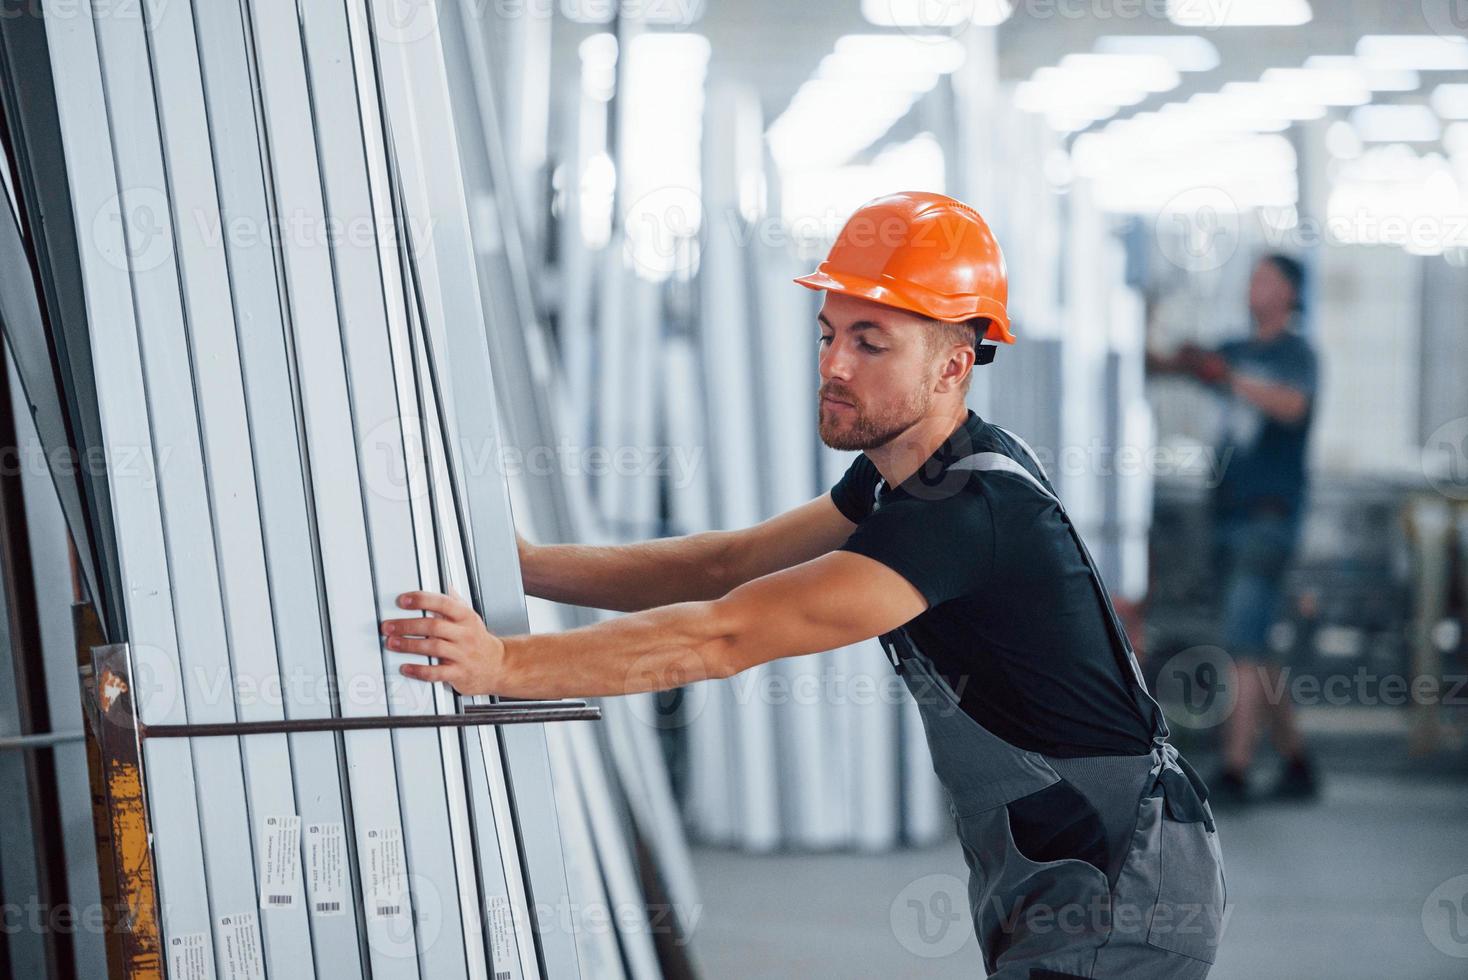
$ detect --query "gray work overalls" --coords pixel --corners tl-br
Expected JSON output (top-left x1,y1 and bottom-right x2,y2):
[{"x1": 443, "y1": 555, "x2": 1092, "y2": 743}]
[{"x1": 878, "y1": 428, "x2": 1226, "y2": 979}]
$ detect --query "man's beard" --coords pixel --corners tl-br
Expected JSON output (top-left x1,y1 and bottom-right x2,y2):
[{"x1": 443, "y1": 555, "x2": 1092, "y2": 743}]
[{"x1": 817, "y1": 382, "x2": 931, "y2": 452}]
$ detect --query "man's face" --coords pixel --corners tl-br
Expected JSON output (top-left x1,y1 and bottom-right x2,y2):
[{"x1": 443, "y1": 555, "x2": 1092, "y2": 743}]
[
  {"x1": 816, "y1": 292, "x2": 942, "y2": 452},
  {"x1": 1248, "y1": 259, "x2": 1295, "y2": 328}
]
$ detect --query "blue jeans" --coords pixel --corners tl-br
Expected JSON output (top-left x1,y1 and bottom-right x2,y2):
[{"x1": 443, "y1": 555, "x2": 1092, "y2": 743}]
[{"x1": 1212, "y1": 511, "x2": 1301, "y2": 663}]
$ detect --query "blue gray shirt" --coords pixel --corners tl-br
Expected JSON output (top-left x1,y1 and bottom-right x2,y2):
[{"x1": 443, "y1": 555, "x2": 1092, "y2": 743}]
[{"x1": 1213, "y1": 328, "x2": 1318, "y2": 518}]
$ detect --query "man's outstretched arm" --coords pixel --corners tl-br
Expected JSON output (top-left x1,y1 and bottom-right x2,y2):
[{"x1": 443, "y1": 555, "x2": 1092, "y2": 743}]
[
  {"x1": 520, "y1": 494, "x2": 857, "y2": 612},
  {"x1": 382, "y1": 549, "x2": 926, "y2": 699}
]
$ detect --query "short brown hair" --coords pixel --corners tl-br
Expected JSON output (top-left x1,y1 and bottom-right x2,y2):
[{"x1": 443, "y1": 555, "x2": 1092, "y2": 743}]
[{"x1": 923, "y1": 317, "x2": 988, "y2": 393}]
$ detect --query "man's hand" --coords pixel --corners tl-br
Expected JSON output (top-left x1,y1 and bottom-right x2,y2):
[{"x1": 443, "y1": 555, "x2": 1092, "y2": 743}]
[
  {"x1": 381, "y1": 591, "x2": 505, "y2": 695},
  {"x1": 1176, "y1": 343, "x2": 1231, "y2": 385}
]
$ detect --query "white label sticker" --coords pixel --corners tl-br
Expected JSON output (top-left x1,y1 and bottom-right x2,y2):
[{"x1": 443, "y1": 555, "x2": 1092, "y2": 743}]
[
  {"x1": 488, "y1": 895, "x2": 516, "y2": 979},
  {"x1": 305, "y1": 821, "x2": 347, "y2": 916},
  {"x1": 167, "y1": 932, "x2": 210, "y2": 980},
  {"x1": 258, "y1": 815, "x2": 301, "y2": 909},
  {"x1": 364, "y1": 827, "x2": 406, "y2": 919},
  {"x1": 216, "y1": 911, "x2": 265, "y2": 980}
]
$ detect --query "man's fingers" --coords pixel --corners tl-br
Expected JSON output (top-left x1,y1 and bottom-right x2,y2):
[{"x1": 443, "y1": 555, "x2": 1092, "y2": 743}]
[
  {"x1": 399, "y1": 663, "x2": 456, "y2": 686},
  {"x1": 380, "y1": 615, "x2": 463, "y2": 641},
  {"x1": 386, "y1": 635, "x2": 456, "y2": 660},
  {"x1": 396, "y1": 590, "x2": 473, "y2": 621}
]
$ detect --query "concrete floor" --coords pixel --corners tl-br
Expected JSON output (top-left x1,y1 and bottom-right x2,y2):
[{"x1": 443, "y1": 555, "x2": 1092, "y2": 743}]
[{"x1": 683, "y1": 743, "x2": 1468, "y2": 979}]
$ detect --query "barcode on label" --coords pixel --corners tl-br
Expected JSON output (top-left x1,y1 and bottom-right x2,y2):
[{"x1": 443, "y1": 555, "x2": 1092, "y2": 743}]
[
  {"x1": 376, "y1": 905, "x2": 401, "y2": 917},
  {"x1": 266, "y1": 895, "x2": 291, "y2": 907},
  {"x1": 315, "y1": 902, "x2": 341, "y2": 914},
  {"x1": 495, "y1": 972, "x2": 510, "y2": 980}
]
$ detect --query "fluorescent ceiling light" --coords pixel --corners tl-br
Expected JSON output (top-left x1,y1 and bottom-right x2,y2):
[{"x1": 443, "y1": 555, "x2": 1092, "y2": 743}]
[
  {"x1": 1350, "y1": 104, "x2": 1443, "y2": 142},
  {"x1": 1431, "y1": 84, "x2": 1468, "y2": 120},
  {"x1": 1356, "y1": 35, "x2": 1468, "y2": 72},
  {"x1": 1185, "y1": 94, "x2": 1291, "y2": 131},
  {"x1": 1302, "y1": 55, "x2": 1418, "y2": 92},
  {"x1": 1446, "y1": 122, "x2": 1468, "y2": 157},
  {"x1": 860, "y1": 0, "x2": 1014, "y2": 27},
  {"x1": 833, "y1": 34, "x2": 967, "y2": 74},
  {"x1": 1094, "y1": 34, "x2": 1219, "y2": 72},
  {"x1": 1168, "y1": 0, "x2": 1311, "y2": 27},
  {"x1": 816, "y1": 54, "x2": 939, "y2": 91},
  {"x1": 1058, "y1": 53, "x2": 1180, "y2": 92},
  {"x1": 1326, "y1": 120, "x2": 1362, "y2": 158},
  {"x1": 565, "y1": 0, "x2": 705, "y2": 23},
  {"x1": 1220, "y1": 82, "x2": 1326, "y2": 120},
  {"x1": 578, "y1": 33, "x2": 618, "y2": 102},
  {"x1": 1016, "y1": 74, "x2": 1145, "y2": 113},
  {"x1": 1260, "y1": 67, "x2": 1369, "y2": 106}
]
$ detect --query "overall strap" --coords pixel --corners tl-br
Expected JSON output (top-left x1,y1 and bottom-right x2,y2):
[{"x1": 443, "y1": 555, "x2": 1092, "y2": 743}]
[{"x1": 950, "y1": 426, "x2": 1171, "y2": 745}]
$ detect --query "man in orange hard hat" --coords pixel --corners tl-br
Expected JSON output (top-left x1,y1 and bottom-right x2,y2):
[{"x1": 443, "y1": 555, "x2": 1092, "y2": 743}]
[{"x1": 382, "y1": 192, "x2": 1225, "y2": 978}]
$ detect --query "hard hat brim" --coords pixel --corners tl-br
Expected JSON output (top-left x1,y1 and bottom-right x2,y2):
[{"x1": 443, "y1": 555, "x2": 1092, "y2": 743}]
[{"x1": 794, "y1": 269, "x2": 1015, "y2": 344}]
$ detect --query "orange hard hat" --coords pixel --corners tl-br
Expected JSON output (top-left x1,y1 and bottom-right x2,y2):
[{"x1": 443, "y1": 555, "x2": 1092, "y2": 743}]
[{"x1": 794, "y1": 191, "x2": 1014, "y2": 344}]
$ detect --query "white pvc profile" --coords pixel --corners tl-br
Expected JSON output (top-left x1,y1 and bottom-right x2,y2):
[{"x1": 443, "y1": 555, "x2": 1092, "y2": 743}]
[
  {"x1": 187, "y1": 0, "x2": 367, "y2": 967},
  {"x1": 125, "y1": 2, "x2": 330, "y2": 973},
  {"x1": 241, "y1": 0, "x2": 421, "y2": 968},
  {"x1": 541, "y1": 722, "x2": 627, "y2": 980},
  {"x1": 365, "y1": 4, "x2": 582, "y2": 975},
  {"x1": 94, "y1": 3, "x2": 279, "y2": 974},
  {"x1": 441, "y1": 7, "x2": 703, "y2": 954},
  {"x1": 292, "y1": 3, "x2": 483, "y2": 974},
  {"x1": 41, "y1": 6, "x2": 217, "y2": 973},
  {"x1": 389, "y1": 182, "x2": 528, "y2": 979},
  {"x1": 696, "y1": 119, "x2": 778, "y2": 850},
  {"x1": 566, "y1": 719, "x2": 661, "y2": 980}
]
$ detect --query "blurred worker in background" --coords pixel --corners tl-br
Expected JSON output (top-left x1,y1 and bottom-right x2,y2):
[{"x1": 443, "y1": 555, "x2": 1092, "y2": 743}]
[{"x1": 1149, "y1": 253, "x2": 1321, "y2": 806}]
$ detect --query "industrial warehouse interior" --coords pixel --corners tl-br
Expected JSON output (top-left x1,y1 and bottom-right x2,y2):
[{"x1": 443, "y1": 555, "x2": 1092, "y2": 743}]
[{"x1": 1, "y1": 0, "x2": 1466, "y2": 978}]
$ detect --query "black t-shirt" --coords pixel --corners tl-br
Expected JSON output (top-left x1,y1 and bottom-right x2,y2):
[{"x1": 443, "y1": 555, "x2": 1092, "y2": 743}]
[{"x1": 830, "y1": 410, "x2": 1153, "y2": 757}]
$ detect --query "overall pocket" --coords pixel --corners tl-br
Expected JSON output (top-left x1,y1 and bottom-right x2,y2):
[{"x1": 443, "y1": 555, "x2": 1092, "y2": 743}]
[
  {"x1": 1145, "y1": 811, "x2": 1226, "y2": 964},
  {"x1": 956, "y1": 785, "x2": 1114, "y2": 975}
]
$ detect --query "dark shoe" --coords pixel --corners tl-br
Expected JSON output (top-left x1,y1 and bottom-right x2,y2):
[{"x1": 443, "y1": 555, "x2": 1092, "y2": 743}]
[
  {"x1": 1208, "y1": 768, "x2": 1250, "y2": 808},
  {"x1": 1268, "y1": 755, "x2": 1320, "y2": 802}
]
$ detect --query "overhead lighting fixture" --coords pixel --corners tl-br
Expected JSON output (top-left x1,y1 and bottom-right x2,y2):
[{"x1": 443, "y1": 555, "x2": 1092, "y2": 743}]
[
  {"x1": 1350, "y1": 104, "x2": 1443, "y2": 143},
  {"x1": 578, "y1": 33, "x2": 618, "y2": 102},
  {"x1": 1168, "y1": 0, "x2": 1311, "y2": 27},
  {"x1": 1058, "y1": 53, "x2": 1180, "y2": 92},
  {"x1": 1219, "y1": 82, "x2": 1326, "y2": 121},
  {"x1": 860, "y1": 0, "x2": 1014, "y2": 27},
  {"x1": 1326, "y1": 120, "x2": 1362, "y2": 158},
  {"x1": 1431, "y1": 83, "x2": 1468, "y2": 120},
  {"x1": 1446, "y1": 122, "x2": 1468, "y2": 158},
  {"x1": 1356, "y1": 35, "x2": 1468, "y2": 72},
  {"x1": 816, "y1": 54, "x2": 939, "y2": 92},
  {"x1": 833, "y1": 34, "x2": 967, "y2": 74},
  {"x1": 1260, "y1": 67, "x2": 1370, "y2": 106},
  {"x1": 1093, "y1": 34, "x2": 1220, "y2": 72},
  {"x1": 1302, "y1": 55, "x2": 1418, "y2": 92}
]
